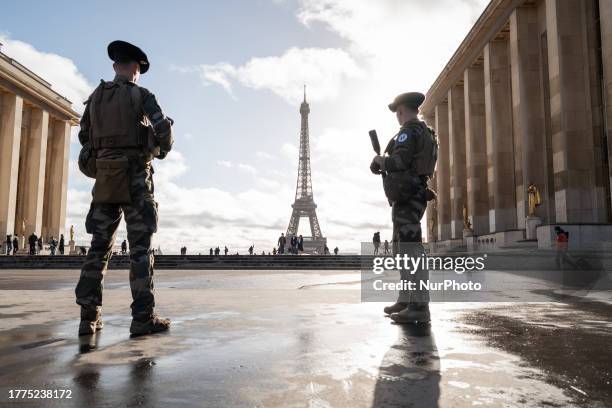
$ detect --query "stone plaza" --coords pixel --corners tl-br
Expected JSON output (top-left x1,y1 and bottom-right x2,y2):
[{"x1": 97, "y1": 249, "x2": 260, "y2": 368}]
[{"x1": 0, "y1": 268, "x2": 611, "y2": 407}]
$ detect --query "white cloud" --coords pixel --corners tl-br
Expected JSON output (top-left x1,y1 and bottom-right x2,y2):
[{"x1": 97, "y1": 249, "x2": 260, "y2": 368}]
[
  {"x1": 199, "y1": 62, "x2": 238, "y2": 98},
  {"x1": 0, "y1": 34, "x2": 94, "y2": 111},
  {"x1": 281, "y1": 142, "x2": 298, "y2": 161},
  {"x1": 237, "y1": 163, "x2": 257, "y2": 175},
  {"x1": 217, "y1": 160, "x2": 234, "y2": 168},
  {"x1": 216, "y1": 160, "x2": 257, "y2": 176},
  {"x1": 255, "y1": 151, "x2": 275, "y2": 160},
  {"x1": 296, "y1": 0, "x2": 488, "y2": 96},
  {"x1": 154, "y1": 150, "x2": 189, "y2": 183},
  {"x1": 198, "y1": 47, "x2": 364, "y2": 104}
]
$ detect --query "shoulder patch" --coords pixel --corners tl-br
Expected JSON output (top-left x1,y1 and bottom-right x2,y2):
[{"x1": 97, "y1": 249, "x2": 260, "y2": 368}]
[{"x1": 397, "y1": 132, "x2": 409, "y2": 143}]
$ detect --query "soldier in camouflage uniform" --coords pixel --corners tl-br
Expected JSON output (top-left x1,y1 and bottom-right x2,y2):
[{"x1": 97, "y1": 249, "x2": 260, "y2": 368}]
[
  {"x1": 371, "y1": 92, "x2": 438, "y2": 324},
  {"x1": 75, "y1": 41, "x2": 174, "y2": 336}
]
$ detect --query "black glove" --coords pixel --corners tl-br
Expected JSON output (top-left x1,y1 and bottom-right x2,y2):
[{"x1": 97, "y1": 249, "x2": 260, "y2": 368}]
[
  {"x1": 370, "y1": 155, "x2": 385, "y2": 174},
  {"x1": 425, "y1": 187, "x2": 437, "y2": 202},
  {"x1": 78, "y1": 143, "x2": 97, "y2": 178}
]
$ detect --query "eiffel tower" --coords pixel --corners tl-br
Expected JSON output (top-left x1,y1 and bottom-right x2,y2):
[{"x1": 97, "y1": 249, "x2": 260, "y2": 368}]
[{"x1": 286, "y1": 86, "x2": 327, "y2": 254}]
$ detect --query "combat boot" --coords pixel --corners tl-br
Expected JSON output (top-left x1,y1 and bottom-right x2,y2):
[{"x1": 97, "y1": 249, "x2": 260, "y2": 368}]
[
  {"x1": 383, "y1": 302, "x2": 408, "y2": 315},
  {"x1": 79, "y1": 306, "x2": 103, "y2": 336},
  {"x1": 390, "y1": 304, "x2": 430, "y2": 324},
  {"x1": 130, "y1": 313, "x2": 171, "y2": 336}
]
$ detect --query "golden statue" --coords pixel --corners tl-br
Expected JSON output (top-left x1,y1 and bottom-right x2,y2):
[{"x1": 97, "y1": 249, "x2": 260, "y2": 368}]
[
  {"x1": 21, "y1": 219, "x2": 26, "y2": 236},
  {"x1": 70, "y1": 225, "x2": 75, "y2": 242},
  {"x1": 463, "y1": 205, "x2": 471, "y2": 230},
  {"x1": 527, "y1": 183, "x2": 541, "y2": 217},
  {"x1": 428, "y1": 217, "x2": 436, "y2": 239}
]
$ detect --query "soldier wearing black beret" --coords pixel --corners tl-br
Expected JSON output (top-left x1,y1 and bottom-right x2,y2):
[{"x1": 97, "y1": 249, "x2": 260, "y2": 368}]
[
  {"x1": 75, "y1": 40, "x2": 174, "y2": 337},
  {"x1": 371, "y1": 91, "x2": 438, "y2": 325}
]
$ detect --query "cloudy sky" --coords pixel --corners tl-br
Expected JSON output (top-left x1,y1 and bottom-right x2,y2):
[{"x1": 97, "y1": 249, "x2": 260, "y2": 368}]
[{"x1": 1, "y1": 0, "x2": 488, "y2": 253}]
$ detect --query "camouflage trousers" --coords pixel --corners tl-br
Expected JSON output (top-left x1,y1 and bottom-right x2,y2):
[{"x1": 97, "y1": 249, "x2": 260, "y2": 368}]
[
  {"x1": 75, "y1": 163, "x2": 158, "y2": 320},
  {"x1": 392, "y1": 188, "x2": 429, "y2": 305}
]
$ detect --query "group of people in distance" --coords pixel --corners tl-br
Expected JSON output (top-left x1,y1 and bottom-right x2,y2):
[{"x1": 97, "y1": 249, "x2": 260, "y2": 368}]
[
  {"x1": 276, "y1": 233, "x2": 303, "y2": 255},
  {"x1": 372, "y1": 231, "x2": 391, "y2": 255},
  {"x1": 4, "y1": 233, "x2": 65, "y2": 256}
]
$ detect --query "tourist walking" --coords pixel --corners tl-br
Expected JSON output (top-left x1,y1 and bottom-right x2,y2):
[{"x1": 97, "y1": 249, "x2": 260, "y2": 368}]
[
  {"x1": 373, "y1": 231, "x2": 381, "y2": 255},
  {"x1": 555, "y1": 226, "x2": 569, "y2": 270},
  {"x1": 290, "y1": 235, "x2": 298, "y2": 254},
  {"x1": 28, "y1": 233, "x2": 38, "y2": 255},
  {"x1": 49, "y1": 237, "x2": 58, "y2": 255},
  {"x1": 277, "y1": 233, "x2": 286, "y2": 254}
]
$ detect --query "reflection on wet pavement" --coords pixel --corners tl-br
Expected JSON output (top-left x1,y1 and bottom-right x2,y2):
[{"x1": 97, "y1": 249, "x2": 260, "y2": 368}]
[{"x1": 0, "y1": 269, "x2": 610, "y2": 407}]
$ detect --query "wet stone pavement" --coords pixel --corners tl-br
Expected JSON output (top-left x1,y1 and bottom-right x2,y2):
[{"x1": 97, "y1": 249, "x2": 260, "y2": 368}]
[{"x1": 0, "y1": 269, "x2": 611, "y2": 407}]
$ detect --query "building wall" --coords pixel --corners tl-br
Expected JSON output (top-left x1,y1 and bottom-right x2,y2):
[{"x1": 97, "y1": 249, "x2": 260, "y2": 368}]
[
  {"x1": 422, "y1": 0, "x2": 612, "y2": 245},
  {"x1": 0, "y1": 53, "x2": 78, "y2": 251}
]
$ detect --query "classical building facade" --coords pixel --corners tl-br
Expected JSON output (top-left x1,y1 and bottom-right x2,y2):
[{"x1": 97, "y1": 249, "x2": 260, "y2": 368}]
[
  {"x1": 0, "y1": 48, "x2": 79, "y2": 251},
  {"x1": 423, "y1": 0, "x2": 612, "y2": 249}
]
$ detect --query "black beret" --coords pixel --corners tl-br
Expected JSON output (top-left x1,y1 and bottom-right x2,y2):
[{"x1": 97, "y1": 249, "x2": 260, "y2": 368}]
[
  {"x1": 388, "y1": 92, "x2": 425, "y2": 112},
  {"x1": 107, "y1": 40, "x2": 149, "y2": 74}
]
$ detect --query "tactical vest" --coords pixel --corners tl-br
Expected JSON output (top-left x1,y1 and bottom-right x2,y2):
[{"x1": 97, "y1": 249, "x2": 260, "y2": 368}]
[
  {"x1": 382, "y1": 121, "x2": 438, "y2": 204},
  {"x1": 408, "y1": 121, "x2": 438, "y2": 177},
  {"x1": 89, "y1": 79, "x2": 148, "y2": 150}
]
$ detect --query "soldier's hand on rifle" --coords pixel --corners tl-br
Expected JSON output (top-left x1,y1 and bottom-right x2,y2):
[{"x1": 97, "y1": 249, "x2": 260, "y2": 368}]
[{"x1": 370, "y1": 155, "x2": 385, "y2": 174}]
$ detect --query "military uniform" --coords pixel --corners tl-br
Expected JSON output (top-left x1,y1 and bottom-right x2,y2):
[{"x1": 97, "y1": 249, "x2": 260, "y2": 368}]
[
  {"x1": 385, "y1": 119, "x2": 432, "y2": 303},
  {"x1": 75, "y1": 41, "x2": 173, "y2": 336},
  {"x1": 374, "y1": 92, "x2": 438, "y2": 323}
]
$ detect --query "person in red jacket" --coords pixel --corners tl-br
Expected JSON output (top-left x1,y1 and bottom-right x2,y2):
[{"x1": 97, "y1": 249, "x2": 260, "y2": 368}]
[{"x1": 554, "y1": 226, "x2": 569, "y2": 269}]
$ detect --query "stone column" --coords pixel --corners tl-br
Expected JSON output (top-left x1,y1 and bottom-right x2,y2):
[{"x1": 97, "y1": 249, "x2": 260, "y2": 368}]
[
  {"x1": 448, "y1": 84, "x2": 467, "y2": 239},
  {"x1": 43, "y1": 119, "x2": 71, "y2": 241},
  {"x1": 19, "y1": 108, "x2": 49, "y2": 238},
  {"x1": 510, "y1": 6, "x2": 547, "y2": 235},
  {"x1": 423, "y1": 113, "x2": 438, "y2": 243},
  {"x1": 435, "y1": 102, "x2": 451, "y2": 241},
  {"x1": 484, "y1": 39, "x2": 517, "y2": 233},
  {"x1": 545, "y1": 0, "x2": 605, "y2": 222},
  {"x1": 464, "y1": 65, "x2": 490, "y2": 236},
  {"x1": 599, "y1": 0, "x2": 612, "y2": 217},
  {"x1": 0, "y1": 93, "x2": 23, "y2": 242}
]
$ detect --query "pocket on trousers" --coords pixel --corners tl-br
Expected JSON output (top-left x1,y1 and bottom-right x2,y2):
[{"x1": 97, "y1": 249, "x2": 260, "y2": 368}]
[
  {"x1": 92, "y1": 158, "x2": 132, "y2": 204},
  {"x1": 143, "y1": 200, "x2": 159, "y2": 233}
]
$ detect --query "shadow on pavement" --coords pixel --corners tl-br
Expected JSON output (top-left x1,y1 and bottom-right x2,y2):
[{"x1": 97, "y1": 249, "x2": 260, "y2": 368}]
[
  {"x1": 372, "y1": 323, "x2": 440, "y2": 408},
  {"x1": 463, "y1": 295, "x2": 612, "y2": 406}
]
